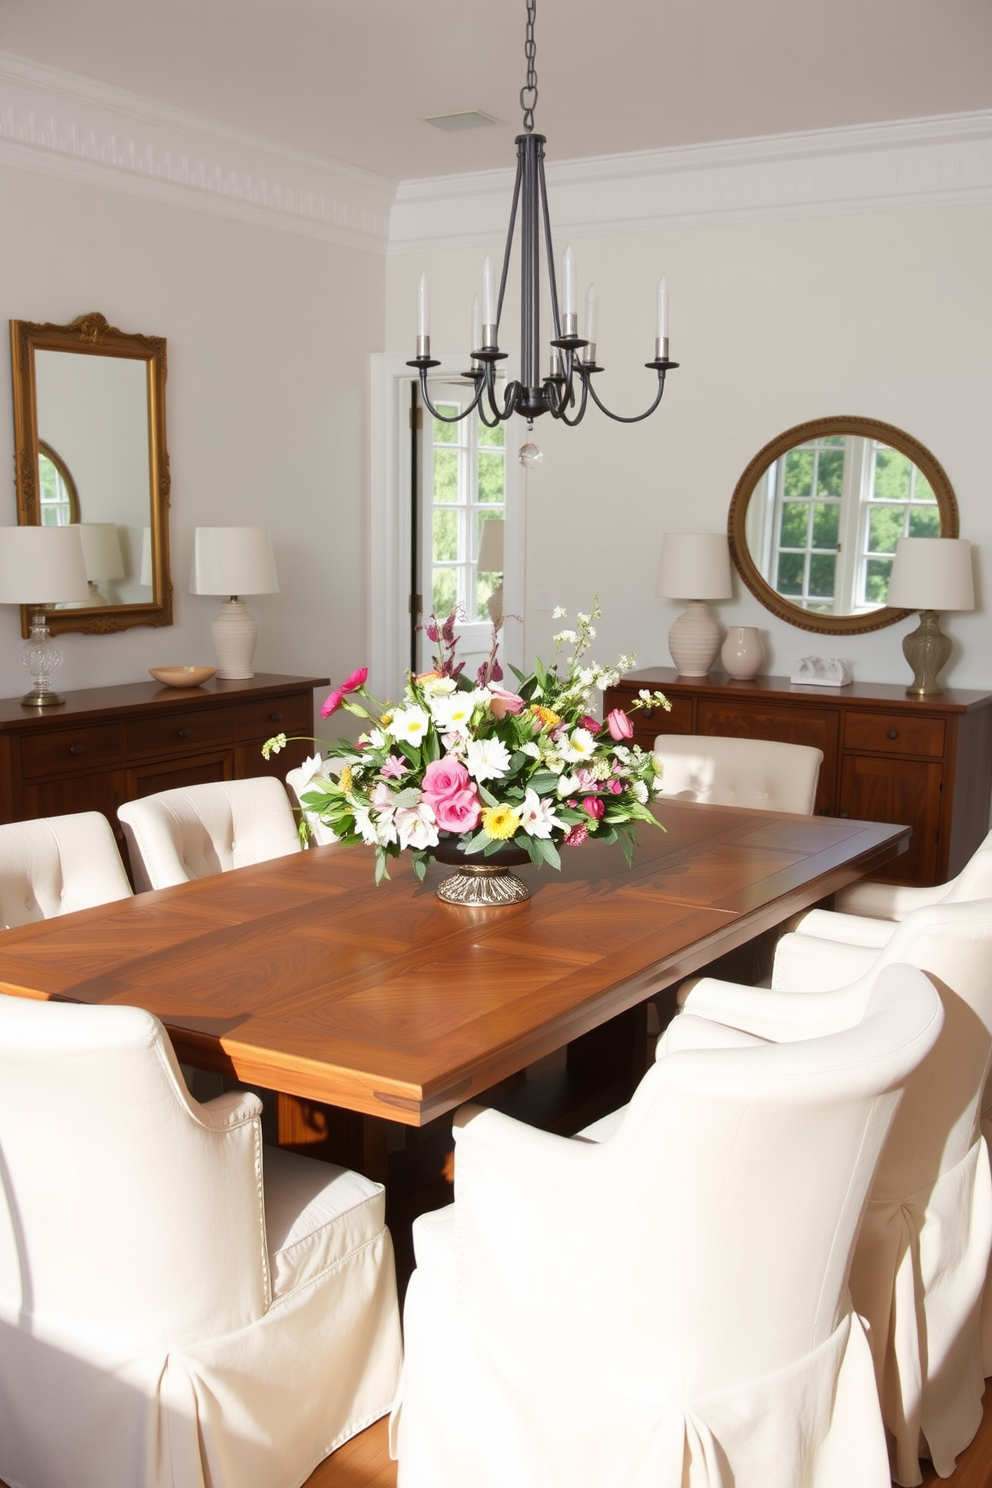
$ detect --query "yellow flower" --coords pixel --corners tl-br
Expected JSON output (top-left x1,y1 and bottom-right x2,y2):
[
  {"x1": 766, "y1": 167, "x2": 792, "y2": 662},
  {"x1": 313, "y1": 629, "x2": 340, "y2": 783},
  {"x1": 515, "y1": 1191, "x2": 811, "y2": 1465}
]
[
  {"x1": 530, "y1": 704, "x2": 562, "y2": 729},
  {"x1": 338, "y1": 764, "x2": 353, "y2": 792},
  {"x1": 482, "y1": 804, "x2": 521, "y2": 841}
]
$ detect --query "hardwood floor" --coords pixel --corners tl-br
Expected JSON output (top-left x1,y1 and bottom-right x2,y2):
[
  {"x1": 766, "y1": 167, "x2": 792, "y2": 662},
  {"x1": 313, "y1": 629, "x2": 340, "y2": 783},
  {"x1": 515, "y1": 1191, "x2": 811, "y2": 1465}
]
[{"x1": 307, "y1": 1394, "x2": 992, "y2": 1488}]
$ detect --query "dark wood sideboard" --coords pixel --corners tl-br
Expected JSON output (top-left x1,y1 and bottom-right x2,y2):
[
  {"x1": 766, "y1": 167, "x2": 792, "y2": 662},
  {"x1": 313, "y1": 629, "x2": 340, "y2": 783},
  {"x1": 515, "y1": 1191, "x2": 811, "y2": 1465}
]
[
  {"x1": 605, "y1": 668, "x2": 992, "y2": 888},
  {"x1": 0, "y1": 673, "x2": 329, "y2": 858}
]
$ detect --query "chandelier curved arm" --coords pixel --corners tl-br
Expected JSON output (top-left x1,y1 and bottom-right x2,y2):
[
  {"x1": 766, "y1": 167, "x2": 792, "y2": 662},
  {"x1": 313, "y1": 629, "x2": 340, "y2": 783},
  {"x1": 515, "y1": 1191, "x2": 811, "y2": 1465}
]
[
  {"x1": 545, "y1": 368, "x2": 589, "y2": 426},
  {"x1": 414, "y1": 366, "x2": 488, "y2": 425},
  {"x1": 580, "y1": 363, "x2": 679, "y2": 425}
]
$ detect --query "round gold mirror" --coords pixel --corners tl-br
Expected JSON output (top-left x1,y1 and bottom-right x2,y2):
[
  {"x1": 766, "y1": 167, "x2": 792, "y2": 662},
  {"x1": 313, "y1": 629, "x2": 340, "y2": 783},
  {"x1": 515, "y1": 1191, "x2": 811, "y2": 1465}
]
[{"x1": 727, "y1": 416, "x2": 958, "y2": 635}]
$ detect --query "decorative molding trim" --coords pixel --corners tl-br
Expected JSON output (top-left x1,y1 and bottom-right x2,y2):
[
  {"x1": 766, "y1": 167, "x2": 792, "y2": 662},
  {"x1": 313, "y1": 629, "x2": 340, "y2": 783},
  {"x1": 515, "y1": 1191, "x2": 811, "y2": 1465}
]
[
  {"x1": 1, "y1": 51, "x2": 989, "y2": 253},
  {"x1": 0, "y1": 50, "x2": 395, "y2": 253},
  {"x1": 390, "y1": 111, "x2": 992, "y2": 253}
]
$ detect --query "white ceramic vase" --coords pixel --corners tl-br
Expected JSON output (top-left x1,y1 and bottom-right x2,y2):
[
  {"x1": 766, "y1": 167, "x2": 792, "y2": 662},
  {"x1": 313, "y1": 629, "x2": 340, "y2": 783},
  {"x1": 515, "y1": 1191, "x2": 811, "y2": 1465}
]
[{"x1": 721, "y1": 626, "x2": 764, "y2": 680}]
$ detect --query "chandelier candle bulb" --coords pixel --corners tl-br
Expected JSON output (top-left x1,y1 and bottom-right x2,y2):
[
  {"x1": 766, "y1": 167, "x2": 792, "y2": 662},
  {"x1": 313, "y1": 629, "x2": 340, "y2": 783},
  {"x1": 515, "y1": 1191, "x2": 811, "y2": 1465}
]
[
  {"x1": 471, "y1": 295, "x2": 482, "y2": 356},
  {"x1": 482, "y1": 255, "x2": 496, "y2": 342},
  {"x1": 562, "y1": 244, "x2": 576, "y2": 319},
  {"x1": 417, "y1": 273, "x2": 430, "y2": 339}
]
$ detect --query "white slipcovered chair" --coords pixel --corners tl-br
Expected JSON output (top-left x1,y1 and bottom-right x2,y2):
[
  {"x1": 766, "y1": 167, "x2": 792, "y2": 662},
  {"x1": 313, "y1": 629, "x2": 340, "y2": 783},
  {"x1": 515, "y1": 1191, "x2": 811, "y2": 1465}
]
[
  {"x1": 117, "y1": 776, "x2": 302, "y2": 891},
  {"x1": 673, "y1": 898, "x2": 992, "y2": 1486},
  {"x1": 390, "y1": 964, "x2": 943, "y2": 1488},
  {"x1": 0, "y1": 991, "x2": 402, "y2": 1488},
  {"x1": 286, "y1": 754, "x2": 339, "y2": 846},
  {"x1": 0, "y1": 811, "x2": 132, "y2": 928},
  {"x1": 652, "y1": 733, "x2": 823, "y2": 813},
  {"x1": 781, "y1": 825, "x2": 992, "y2": 963}
]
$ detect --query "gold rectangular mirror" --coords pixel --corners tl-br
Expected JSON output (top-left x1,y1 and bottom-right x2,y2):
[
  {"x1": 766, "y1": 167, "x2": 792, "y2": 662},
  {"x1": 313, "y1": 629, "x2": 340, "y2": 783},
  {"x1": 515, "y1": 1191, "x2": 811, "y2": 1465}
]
[{"x1": 9, "y1": 312, "x2": 172, "y2": 636}]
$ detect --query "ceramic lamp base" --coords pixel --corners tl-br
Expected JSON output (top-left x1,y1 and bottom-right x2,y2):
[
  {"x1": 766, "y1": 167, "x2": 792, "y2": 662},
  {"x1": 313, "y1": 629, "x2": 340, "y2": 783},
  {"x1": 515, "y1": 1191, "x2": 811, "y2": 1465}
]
[
  {"x1": 902, "y1": 610, "x2": 951, "y2": 697},
  {"x1": 668, "y1": 600, "x2": 721, "y2": 677},
  {"x1": 211, "y1": 599, "x2": 258, "y2": 680}
]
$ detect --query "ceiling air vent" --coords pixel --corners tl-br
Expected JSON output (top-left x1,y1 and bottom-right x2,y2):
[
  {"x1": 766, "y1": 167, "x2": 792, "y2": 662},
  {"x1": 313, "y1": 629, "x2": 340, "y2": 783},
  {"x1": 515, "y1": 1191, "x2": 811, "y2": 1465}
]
[{"x1": 424, "y1": 110, "x2": 501, "y2": 132}]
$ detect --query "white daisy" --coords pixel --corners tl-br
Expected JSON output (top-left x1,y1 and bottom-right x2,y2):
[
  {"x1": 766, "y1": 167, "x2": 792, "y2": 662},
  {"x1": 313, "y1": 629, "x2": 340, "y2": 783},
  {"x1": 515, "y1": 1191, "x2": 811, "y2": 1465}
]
[
  {"x1": 388, "y1": 705, "x2": 431, "y2": 745},
  {"x1": 465, "y1": 736, "x2": 512, "y2": 782}
]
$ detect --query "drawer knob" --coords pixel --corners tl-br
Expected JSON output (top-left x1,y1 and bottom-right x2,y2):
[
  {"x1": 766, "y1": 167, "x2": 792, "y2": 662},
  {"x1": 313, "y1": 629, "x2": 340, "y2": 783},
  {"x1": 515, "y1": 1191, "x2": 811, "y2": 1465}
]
[
  {"x1": 68, "y1": 743, "x2": 85, "y2": 757},
  {"x1": 176, "y1": 727, "x2": 192, "y2": 740},
  {"x1": 886, "y1": 728, "x2": 899, "y2": 741},
  {"x1": 268, "y1": 711, "x2": 284, "y2": 722}
]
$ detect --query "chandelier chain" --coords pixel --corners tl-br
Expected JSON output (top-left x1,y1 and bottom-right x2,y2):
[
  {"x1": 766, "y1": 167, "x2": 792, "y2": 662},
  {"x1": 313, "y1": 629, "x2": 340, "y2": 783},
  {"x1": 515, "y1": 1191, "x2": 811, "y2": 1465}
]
[{"x1": 520, "y1": 0, "x2": 538, "y2": 131}]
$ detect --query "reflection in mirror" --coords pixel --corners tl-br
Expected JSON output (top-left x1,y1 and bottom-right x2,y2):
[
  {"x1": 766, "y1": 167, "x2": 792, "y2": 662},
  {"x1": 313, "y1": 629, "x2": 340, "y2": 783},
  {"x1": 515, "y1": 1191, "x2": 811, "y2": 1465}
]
[
  {"x1": 728, "y1": 417, "x2": 958, "y2": 636},
  {"x1": 9, "y1": 313, "x2": 172, "y2": 636}
]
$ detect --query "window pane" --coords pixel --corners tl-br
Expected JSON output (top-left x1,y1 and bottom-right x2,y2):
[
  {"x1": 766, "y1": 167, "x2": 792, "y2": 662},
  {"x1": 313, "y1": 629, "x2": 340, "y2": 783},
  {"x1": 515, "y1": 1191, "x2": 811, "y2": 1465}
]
[
  {"x1": 433, "y1": 448, "x2": 458, "y2": 504},
  {"x1": 811, "y1": 503, "x2": 839, "y2": 548},
  {"x1": 783, "y1": 449, "x2": 814, "y2": 497},
  {"x1": 867, "y1": 505, "x2": 905, "y2": 554},
  {"x1": 433, "y1": 508, "x2": 458, "y2": 562},
  {"x1": 873, "y1": 447, "x2": 911, "y2": 502},
  {"x1": 808, "y1": 553, "x2": 836, "y2": 600},
  {"x1": 779, "y1": 502, "x2": 810, "y2": 548},
  {"x1": 866, "y1": 557, "x2": 893, "y2": 603},
  {"x1": 432, "y1": 567, "x2": 457, "y2": 617},
  {"x1": 908, "y1": 506, "x2": 941, "y2": 538},
  {"x1": 477, "y1": 451, "x2": 504, "y2": 504},
  {"x1": 478, "y1": 422, "x2": 505, "y2": 448},
  {"x1": 777, "y1": 553, "x2": 805, "y2": 595},
  {"x1": 816, "y1": 450, "x2": 844, "y2": 498}
]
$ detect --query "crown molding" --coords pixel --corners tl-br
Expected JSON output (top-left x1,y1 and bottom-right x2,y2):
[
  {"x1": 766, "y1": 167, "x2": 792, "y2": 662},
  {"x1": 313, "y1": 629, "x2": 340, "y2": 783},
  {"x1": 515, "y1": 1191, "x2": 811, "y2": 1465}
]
[
  {"x1": 1, "y1": 51, "x2": 989, "y2": 255},
  {"x1": 0, "y1": 51, "x2": 396, "y2": 253},
  {"x1": 389, "y1": 111, "x2": 992, "y2": 253}
]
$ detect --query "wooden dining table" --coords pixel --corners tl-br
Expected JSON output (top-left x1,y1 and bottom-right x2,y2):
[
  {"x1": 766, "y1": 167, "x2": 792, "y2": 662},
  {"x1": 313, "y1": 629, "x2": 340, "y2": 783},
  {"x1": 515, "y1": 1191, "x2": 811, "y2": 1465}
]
[{"x1": 0, "y1": 800, "x2": 908, "y2": 1178}]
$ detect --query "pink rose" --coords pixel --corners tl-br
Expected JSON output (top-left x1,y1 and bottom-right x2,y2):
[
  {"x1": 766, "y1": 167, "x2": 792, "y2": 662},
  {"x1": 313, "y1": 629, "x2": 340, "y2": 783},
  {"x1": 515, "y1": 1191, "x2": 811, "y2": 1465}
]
[
  {"x1": 422, "y1": 757, "x2": 471, "y2": 800},
  {"x1": 488, "y1": 687, "x2": 526, "y2": 719},
  {"x1": 606, "y1": 708, "x2": 634, "y2": 741},
  {"x1": 434, "y1": 789, "x2": 482, "y2": 833},
  {"x1": 583, "y1": 795, "x2": 605, "y2": 819},
  {"x1": 320, "y1": 666, "x2": 369, "y2": 718}
]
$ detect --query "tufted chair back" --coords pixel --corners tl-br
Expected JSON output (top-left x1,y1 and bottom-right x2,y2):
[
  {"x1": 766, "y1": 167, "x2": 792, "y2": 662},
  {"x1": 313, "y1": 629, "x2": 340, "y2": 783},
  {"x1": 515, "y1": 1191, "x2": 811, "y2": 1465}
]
[{"x1": 0, "y1": 812, "x2": 132, "y2": 928}]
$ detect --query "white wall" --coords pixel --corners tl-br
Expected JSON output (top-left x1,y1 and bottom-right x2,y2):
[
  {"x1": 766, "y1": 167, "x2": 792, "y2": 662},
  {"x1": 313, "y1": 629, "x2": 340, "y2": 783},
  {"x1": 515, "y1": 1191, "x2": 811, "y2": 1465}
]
[
  {"x1": 386, "y1": 201, "x2": 992, "y2": 691},
  {"x1": 0, "y1": 162, "x2": 384, "y2": 707}
]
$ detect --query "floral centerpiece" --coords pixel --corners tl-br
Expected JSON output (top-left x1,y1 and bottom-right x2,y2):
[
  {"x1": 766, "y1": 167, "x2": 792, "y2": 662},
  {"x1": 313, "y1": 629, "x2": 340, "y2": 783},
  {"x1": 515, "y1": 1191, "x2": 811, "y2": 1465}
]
[{"x1": 264, "y1": 601, "x2": 670, "y2": 899}]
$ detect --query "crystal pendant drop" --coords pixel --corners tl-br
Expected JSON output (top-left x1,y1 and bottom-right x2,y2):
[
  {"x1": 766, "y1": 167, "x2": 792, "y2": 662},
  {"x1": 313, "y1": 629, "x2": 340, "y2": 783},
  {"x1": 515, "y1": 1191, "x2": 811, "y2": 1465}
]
[{"x1": 518, "y1": 441, "x2": 543, "y2": 469}]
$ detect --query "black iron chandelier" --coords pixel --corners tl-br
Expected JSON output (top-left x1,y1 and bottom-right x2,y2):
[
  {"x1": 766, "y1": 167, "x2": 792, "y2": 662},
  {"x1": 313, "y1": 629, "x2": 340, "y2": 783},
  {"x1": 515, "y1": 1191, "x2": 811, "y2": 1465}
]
[{"x1": 408, "y1": 0, "x2": 678, "y2": 465}]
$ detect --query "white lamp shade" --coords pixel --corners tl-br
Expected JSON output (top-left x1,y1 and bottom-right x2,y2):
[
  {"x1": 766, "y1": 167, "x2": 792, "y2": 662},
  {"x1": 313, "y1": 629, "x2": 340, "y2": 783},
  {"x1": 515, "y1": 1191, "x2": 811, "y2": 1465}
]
[
  {"x1": 477, "y1": 518, "x2": 505, "y2": 573},
  {"x1": 0, "y1": 525, "x2": 89, "y2": 604},
  {"x1": 190, "y1": 526, "x2": 279, "y2": 597},
  {"x1": 886, "y1": 537, "x2": 975, "y2": 612},
  {"x1": 656, "y1": 533, "x2": 733, "y2": 600},
  {"x1": 79, "y1": 523, "x2": 125, "y2": 582}
]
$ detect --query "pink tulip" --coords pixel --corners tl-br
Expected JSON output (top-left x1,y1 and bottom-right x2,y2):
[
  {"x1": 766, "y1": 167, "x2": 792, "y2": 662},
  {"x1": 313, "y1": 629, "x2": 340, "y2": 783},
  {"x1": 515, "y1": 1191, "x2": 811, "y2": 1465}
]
[
  {"x1": 606, "y1": 708, "x2": 634, "y2": 741},
  {"x1": 583, "y1": 795, "x2": 605, "y2": 819},
  {"x1": 320, "y1": 666, "x2": 369, "y2": 718}
]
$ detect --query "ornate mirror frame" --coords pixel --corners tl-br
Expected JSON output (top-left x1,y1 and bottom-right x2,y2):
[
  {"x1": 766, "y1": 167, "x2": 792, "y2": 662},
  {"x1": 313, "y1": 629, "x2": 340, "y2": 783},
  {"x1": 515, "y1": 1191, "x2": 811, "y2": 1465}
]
[
  {"x1": 10, "y1": 312, "x2": 172, "y2": 636},
  {"x1": 727, "y1": 415, "x2": 959, "y2": 636}
]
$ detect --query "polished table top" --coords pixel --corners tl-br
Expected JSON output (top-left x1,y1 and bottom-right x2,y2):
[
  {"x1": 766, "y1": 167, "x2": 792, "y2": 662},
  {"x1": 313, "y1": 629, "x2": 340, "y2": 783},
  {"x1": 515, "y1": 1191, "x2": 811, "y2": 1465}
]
[{"x1": 0, "y1": 802, "x2": 908, "y2": 1126}]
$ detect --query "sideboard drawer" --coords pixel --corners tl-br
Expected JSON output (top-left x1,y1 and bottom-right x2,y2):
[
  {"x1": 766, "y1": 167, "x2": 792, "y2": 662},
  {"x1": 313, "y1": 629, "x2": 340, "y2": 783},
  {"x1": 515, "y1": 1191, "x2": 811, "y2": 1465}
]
[
  {"x1": 21, "y1": 723, "x2": 122, "y2": 780},
  {"x1": 237, "y1": 693, "x2": 313, "y2": 742},
  {"x1": 125, "y1": 706, "x2": 237, "y2": 760},
  {"x1": 843, "y1": 712, "x2": 945, "y2": 758}
]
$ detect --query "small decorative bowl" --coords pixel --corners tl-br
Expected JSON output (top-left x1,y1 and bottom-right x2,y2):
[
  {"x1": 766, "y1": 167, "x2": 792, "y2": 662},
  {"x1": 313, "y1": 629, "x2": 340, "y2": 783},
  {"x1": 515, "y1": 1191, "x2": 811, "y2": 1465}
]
[{"x1": 149, "y1": 666, "x2": 216, "y2": 688}]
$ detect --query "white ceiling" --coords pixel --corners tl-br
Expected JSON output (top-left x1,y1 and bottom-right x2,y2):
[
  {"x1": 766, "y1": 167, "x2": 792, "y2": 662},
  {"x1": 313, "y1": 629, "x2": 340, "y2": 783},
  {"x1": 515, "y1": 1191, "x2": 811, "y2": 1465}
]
[{"x1": 0, "y1": 0, "x2": 989, "y2": 184}]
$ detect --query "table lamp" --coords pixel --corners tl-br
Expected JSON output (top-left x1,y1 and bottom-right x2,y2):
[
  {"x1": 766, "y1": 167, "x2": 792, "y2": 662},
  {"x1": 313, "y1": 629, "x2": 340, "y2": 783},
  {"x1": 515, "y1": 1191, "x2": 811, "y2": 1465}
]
[
  {"x1": 656, "y1": 532, "x2": 733, "y2": 675},
  {"x1": 0, "y1": 526, "x2": 89, "y2": 705},
  {"x1": 477, "y1": 518, "x2": 505, "y2": 625},
  {"x1": 190, "y1": 526, "x2": 279, "y2": 679},
  {"x1": 885, "y1": 536, "x2": 975, "y2": 698},
  {"x1": 78, "y1": 523, "x2": 125, "y2": 604}
]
